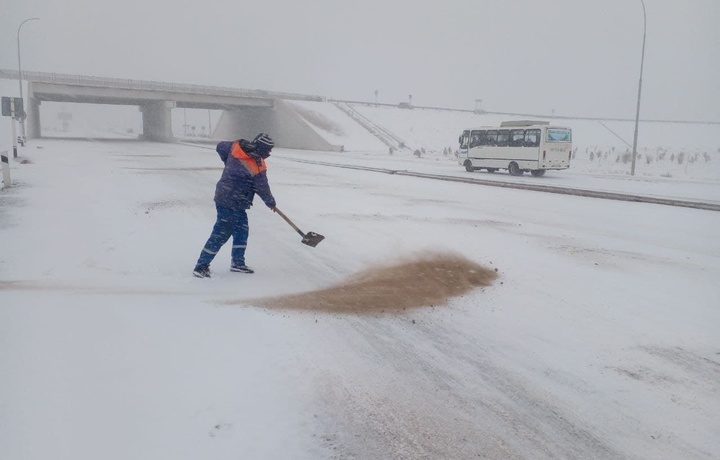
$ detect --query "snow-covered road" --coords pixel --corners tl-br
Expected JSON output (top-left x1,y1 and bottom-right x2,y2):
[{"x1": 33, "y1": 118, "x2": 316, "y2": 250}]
[{"x1": 1, "y1": 139, "x2": 718, "y2": 459}]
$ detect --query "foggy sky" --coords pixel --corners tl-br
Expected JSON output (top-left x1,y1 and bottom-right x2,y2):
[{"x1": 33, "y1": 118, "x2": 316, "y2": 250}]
[{"x1": 2, "y1": 0, "x2": 719, "y2": 121}]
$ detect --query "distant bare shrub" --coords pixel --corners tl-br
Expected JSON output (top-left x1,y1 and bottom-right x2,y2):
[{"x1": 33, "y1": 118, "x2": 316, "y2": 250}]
[
  {"x1": 645, "y1": 155, "x2": 653, "y2": 164},
  {"x1": 572, "y1": 147, "x2": 578, "y2": 159},
  {"x1": 677, "y1": 152, "x2": 685, "y2": 164},
  {"x1": 661, "y1": 172, "x2": 672, "y2": 178},
  {"x1": 703, "y1": 152, "x2": 711, "y2": 162},
  {"x1": 413, "y1": 149, "x2": 422, "y2": 158},
  {"x1": 589, "y1": 151, "x2": 595, "y2": 161},
  {"x1": 621, "y1": 150, "x2": 632, "y2": 164},
  {"x1": 671, "y1": 153, "x2": 675, "y2": 163}
]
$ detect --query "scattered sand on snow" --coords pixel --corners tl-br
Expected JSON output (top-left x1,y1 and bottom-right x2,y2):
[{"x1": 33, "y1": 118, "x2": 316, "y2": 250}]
[{"x1": 246, "y1": 253, "x2": 498, "y2": 313}]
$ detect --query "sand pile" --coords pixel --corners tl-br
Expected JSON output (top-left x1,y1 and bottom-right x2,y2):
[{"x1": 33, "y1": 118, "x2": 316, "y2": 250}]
[{"x1": 248, "y1": 253, "x2": 498, "y2": 314}]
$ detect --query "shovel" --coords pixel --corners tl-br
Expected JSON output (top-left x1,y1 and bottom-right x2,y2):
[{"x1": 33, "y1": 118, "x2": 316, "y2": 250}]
[{"x1": 275, "y1": 207, "x2": 325, "y2": 247}]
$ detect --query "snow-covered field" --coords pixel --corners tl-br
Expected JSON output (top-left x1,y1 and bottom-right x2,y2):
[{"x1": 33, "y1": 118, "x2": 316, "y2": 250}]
[
  {"x1": 266, "y1": 99, "x2": 720, "y2": 206},
  {"x1": 1, "y1": 133, "x2": 719, "y2": 459}
]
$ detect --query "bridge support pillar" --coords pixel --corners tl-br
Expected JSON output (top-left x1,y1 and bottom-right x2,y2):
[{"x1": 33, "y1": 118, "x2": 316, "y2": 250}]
[
  {"x1": 140, "y1": 101, "x2": 175, "y2": 142},
  {"x1": 214, "y1": 100, "x2": 341, "y2": 151},
  {"x1": 26, "y1": 97, "x2": 42, "y2": 139}
]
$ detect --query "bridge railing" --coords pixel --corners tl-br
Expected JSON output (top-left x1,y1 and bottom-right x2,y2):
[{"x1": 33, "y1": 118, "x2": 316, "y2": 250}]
[
  {"x1": 0, "y1": 68, "x2": 324, "y2": 102},
  {"x1": 331, "y1": 100, "x2": 409, "y2": 150}
]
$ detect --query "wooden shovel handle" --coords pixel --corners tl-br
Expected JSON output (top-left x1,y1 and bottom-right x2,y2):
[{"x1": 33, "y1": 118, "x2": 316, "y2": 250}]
[{"x1": 274, "y1": 207, "x2": 305, "y2": 237}]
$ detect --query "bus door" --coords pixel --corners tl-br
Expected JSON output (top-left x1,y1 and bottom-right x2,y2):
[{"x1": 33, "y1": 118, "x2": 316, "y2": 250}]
[{"x1": 458, "y1": 130, "x2": 470, "y2": 158}]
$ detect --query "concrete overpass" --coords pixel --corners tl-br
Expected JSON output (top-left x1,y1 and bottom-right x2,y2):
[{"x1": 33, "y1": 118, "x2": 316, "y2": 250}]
[{"x1": 0, "y1": 69, "x2": 342, "y2": 150}]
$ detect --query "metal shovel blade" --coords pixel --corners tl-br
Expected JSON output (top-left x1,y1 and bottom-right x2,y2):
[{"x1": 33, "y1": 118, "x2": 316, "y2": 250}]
[
  {"x1": 275, "y1": 208, "x2": 324, "y2": 248},
  {"x1": 302, "y1": 231, "x2": 325, "y2": 247}
]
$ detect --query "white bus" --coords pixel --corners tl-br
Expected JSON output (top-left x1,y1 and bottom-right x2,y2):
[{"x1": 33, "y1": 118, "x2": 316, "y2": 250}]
[{"x1": 458, "y1": 121, "x2": 572, "y2": 176}]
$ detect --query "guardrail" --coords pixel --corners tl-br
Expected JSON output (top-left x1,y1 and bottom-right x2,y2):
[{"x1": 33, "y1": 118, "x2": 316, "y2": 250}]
[
  {"x1": 333, "y1": 98, "x2": 720, "y2": 126},
  {"x1": 284, "y1": 157, "x2": 720, "y2": 212},
  {"x1": 0, "y1": 68, "x2": 324, "y2": 102}
]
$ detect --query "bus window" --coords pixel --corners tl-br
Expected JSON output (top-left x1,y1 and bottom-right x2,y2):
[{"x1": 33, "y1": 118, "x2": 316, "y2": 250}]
[
  {"x1": 485, "y1": 130, "x2": 498, "y2": 146},
  {"x1": 546, "y1": 128, "x2": 572, "y2": 142},
  {"x1": 510, "y1": 129, "x2": 525, "y2": 146},
  {"x1": 497, "y1": 130, "x2": 510, "y2": 147},
  {"x1": 469, "y1": 130, "x2": 484, "y2": 148},
  {"x1": 525, "y1": 129, "x2": 540, "y2": 147}
]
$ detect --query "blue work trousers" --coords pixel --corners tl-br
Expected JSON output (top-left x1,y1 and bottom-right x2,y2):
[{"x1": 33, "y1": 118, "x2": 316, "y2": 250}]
[{"x1": 196, "y1": 205, "x2": 249, "y2": 268}]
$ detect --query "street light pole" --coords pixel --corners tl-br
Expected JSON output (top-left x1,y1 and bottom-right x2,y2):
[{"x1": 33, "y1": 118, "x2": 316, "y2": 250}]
[
  {"x1": 17, "y1": 17, "x2": 40, "y2": 141},
  {"x1": 630, "y1": 1, "x2": 646, "y2": 176}
]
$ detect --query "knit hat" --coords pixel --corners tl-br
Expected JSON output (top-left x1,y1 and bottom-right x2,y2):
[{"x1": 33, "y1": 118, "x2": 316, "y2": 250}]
[{"x1": 253, "y1": 133, "x2": 274, "y2": 157}]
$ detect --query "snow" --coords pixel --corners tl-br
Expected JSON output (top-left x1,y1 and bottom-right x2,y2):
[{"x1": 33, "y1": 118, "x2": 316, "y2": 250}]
[
  {"x1": 1, "y1": 100, "x2": 720, "y2": 458},
  {"x1": 287, "y1": 100, "x2": 387, "y2": 152},
  {"x1": 349, "y1": 104, "x2": 720, "y2": 152}
]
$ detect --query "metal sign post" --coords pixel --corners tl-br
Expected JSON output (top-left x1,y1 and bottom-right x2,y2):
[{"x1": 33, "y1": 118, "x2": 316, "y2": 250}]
[
  {"x1": 2, "y1": 96, "x2": 23, "y2": 159},
  {"x1": 10, "y1": 99, "x2": 19, "y2": 159},
  {"x1": 1, "y1": 150, "x2": 10, "y2": 189}
]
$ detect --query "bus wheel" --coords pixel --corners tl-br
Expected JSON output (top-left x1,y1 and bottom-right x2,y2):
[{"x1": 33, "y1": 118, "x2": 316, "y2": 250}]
[
  {"x1": 530, "y1": 169, "x2": 546, "y2": 177},
  {"x1": 464, "y1": 160, "x2": 474, "y2": 172},
  {"x1": 508, "y1": 162, "x2": 522, "y2": 176},
  {"x1": 486, "y1": 168, "x2": 498, "y2": 173}
]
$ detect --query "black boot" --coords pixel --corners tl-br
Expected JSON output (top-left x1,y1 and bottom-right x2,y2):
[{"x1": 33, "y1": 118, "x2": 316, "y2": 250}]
[{"x1": 193, "y1": 265, "x2": 211, "y2": 278}]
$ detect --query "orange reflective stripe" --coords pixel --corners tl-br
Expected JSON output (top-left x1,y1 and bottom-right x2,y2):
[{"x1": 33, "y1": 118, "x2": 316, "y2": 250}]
[{"x1": 230, "y1": 142, "x2": 266, "y2": 175}]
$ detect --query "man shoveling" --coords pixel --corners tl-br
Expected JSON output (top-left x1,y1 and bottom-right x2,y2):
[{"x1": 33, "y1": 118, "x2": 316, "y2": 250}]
[{"x1": 193, "y1": 133, "x2": 276, "y2": 278}]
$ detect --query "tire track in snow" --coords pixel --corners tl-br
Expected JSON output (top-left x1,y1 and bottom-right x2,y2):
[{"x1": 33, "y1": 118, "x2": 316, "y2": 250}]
[{"x1": 313, "y1": 317, "x2": 625, "y2": 459}]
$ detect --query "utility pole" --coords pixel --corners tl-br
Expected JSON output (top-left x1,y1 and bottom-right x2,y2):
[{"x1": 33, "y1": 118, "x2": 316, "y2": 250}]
[{"x1": 630, "y1": 0, "x2": 647, "y2": 176}]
